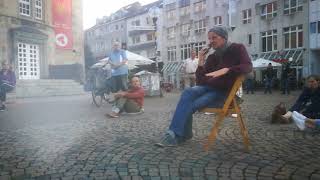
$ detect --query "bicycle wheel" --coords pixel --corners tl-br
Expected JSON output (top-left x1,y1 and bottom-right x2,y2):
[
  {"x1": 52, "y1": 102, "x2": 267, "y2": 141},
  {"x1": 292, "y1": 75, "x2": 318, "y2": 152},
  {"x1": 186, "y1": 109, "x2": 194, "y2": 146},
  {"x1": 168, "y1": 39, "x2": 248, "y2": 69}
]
[{"x1": 92, "y1": 89, "x2": 103, "y2": 107}]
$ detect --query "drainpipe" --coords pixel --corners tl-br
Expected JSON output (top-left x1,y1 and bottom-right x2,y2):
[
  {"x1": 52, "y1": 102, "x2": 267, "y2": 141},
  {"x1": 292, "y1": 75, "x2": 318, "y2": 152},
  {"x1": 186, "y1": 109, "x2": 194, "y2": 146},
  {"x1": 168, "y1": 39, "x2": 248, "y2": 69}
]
[{"x1": 307, "y1": 0, "x2": 311, "y2": 76}]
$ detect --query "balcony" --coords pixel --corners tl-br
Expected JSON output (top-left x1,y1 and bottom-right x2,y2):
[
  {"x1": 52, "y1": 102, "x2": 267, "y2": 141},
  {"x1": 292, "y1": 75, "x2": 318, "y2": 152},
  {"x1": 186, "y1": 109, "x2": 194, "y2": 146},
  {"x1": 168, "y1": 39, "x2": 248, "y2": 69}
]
[
  {"x1": 128, "y1": 41, "x2": 156, "y2": 51},
  {"x1": 128, "y1": 26, "x2": 155, "y2": 36}
]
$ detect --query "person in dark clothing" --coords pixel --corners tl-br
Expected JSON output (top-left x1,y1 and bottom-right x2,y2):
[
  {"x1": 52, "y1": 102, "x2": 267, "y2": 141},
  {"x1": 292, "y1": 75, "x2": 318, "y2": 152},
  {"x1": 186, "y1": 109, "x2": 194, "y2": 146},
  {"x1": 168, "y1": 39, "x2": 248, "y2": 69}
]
[
  {"x1": 281, "y1": 63, "x2": 291, "y2": 94},
  {"x1": 155, "y1": 26, "x2": 252, "y2": 147},
  {"x1": 282, "y1": 75, "x2": 320, "y2": 121},
  {"x1": 245, "y1": 71, "x2": 255, "y2": 94},
  {"x1": 0, "y1": 62, "x2": 16, "y2": 111},
  {"x1": 264, "y1": 63, "x2": 273, "y2": 94}
]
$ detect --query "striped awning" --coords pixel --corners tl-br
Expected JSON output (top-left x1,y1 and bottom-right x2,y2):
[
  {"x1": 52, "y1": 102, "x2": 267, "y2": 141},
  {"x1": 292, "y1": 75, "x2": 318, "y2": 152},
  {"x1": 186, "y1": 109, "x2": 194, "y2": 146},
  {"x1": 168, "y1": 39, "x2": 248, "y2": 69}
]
[
  {"x1": 259, "y1": 49, "x2": 304, "y2": 66},
  {"x1": 161, "y1": 61, "x2": 184, "y2": 73}
]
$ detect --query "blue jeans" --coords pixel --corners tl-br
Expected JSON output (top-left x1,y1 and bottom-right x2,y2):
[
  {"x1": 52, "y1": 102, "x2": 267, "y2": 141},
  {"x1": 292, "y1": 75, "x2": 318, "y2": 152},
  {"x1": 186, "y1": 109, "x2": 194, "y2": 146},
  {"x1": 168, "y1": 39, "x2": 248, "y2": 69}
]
[
  {"x1": 246, "y1": 79, "x2": 254, "y2": 94},
  {"x1": 264, "y1": 78, "x2": 272, "y2": 94},
  {"x1": 111, "y1": 74, "x2": 128, "y2": 92},
  {"x1": 0, "y1": 82, "x2": 14, "y2": 102},
  {"x1": 281, "y1": 78, "x2": 290, "y2": 94},
  {"x1": 169, "y1": 86, "x2": 227, "y2": 138}
]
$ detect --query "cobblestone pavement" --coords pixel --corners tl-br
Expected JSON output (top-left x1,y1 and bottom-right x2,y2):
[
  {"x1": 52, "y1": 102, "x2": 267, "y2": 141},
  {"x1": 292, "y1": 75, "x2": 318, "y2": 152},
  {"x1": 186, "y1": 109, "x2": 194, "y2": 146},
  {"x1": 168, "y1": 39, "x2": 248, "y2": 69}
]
[{"x1": 0, "y1": 91, "x2": 320, "y2": 180}]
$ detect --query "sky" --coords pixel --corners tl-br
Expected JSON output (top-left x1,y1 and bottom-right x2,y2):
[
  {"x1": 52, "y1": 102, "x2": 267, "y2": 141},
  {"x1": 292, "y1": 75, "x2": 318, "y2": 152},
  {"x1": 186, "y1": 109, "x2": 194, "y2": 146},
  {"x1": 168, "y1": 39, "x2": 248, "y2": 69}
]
[{"x1": 83, "y1": 0, "x2": 158, "y2": 30}]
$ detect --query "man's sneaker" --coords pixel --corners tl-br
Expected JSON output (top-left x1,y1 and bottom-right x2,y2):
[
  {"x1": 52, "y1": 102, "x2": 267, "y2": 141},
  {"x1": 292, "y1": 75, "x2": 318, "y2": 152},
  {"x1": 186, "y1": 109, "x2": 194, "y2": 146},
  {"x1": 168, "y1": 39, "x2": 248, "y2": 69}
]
[
  {"x1": 155, "y1": 131, "x2": 178, "y2": 147},
  {"x1": 0, "y1": 105, "x2": 5, "y2": 111}
]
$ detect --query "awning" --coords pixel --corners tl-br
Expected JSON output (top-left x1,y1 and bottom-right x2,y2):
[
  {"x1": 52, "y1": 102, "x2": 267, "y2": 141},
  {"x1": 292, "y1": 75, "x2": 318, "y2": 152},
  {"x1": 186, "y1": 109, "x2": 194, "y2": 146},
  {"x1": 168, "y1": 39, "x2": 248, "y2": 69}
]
[
  {"x1": 259, "y1": 49, "x2": 304, "y2": 66},
  {"x1": 161, "y1": 61, "x2": 184, "y2": 73}
]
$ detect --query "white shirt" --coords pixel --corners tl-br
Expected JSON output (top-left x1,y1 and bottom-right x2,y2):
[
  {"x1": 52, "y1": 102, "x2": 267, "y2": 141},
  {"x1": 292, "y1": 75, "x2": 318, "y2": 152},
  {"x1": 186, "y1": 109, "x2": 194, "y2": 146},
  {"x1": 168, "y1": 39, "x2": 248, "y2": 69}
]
[{"x1": 184, "y1": 58, "x2": 198, "y2": 74}]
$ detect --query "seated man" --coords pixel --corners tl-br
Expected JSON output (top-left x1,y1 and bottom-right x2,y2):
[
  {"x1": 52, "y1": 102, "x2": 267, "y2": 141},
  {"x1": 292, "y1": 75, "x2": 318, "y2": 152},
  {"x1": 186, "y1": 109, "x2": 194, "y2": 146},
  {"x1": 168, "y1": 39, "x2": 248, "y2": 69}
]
[
  {"x1": 106, "y1": 76, "x2": 144, "y2": 118},
  {"x1": 0, "y1": 62, "x2": 16, "y2": 111},
  {"x1": 282, "y1": 75, "x2": 320, "y2": 121},
  {"x1": 156, "y1": 26, "x2": 252, "y2": 147}
]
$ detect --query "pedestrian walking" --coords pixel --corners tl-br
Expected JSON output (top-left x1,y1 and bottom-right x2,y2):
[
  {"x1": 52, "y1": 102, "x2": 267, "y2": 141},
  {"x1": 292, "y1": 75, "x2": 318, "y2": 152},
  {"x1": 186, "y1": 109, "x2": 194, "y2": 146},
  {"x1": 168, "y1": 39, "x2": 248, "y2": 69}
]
[
  {"x1": 264, "y1": 63, "x2": 273, "y2": 94},
  {"x1": 281, "y1": 62, "x2": 291, "y2": 95},
  {"x1": 245, "y1": 71, "x2": 255, "y2": 94}
]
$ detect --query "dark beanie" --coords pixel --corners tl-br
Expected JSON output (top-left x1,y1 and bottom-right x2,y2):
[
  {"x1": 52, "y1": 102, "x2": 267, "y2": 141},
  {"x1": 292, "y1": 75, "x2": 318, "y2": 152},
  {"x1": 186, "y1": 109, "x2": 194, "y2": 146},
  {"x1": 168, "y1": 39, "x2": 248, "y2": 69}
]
[{"x1": 208, "y1": 26, "x2": 228, "y2": 40}]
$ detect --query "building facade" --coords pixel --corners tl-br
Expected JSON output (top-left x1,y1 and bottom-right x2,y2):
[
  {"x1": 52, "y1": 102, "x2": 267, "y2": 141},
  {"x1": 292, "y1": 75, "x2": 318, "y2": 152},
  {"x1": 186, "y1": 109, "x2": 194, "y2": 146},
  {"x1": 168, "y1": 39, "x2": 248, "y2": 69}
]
[
  {"x1": 85, "y1": 2, "x2": 139, "y2": 60},
  {"x1": 161, "y1": 0, "x2": 231, "y2": 88},
  {"x1": 231, "y1": 0, "x2": 309, "y2": 81},
  {"x1": 126, "y1": 1, "x2": 163, "y2": 61},
  {"x1": 161, "y1": 0, "x2": 311, "y2": 88},
  {"x1": 309, "y1": 0, "x2": 320, "y2": 75},
  {"x1": 0, "y1": 0, "x2": 84, "y2": 80}
]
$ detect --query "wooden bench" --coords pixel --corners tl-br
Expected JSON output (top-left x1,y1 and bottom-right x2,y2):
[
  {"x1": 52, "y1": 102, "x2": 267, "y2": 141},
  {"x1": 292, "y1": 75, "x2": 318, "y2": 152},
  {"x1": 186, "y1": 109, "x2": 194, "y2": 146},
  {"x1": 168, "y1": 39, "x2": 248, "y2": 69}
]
[{"x1": 201, "y1": 75, "x2": 250, "y2": 151}]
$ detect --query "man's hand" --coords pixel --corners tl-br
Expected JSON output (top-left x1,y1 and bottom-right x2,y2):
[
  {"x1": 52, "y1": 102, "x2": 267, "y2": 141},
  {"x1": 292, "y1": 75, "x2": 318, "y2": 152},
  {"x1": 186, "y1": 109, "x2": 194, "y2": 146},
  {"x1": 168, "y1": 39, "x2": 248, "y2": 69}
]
[
  {"x1": 205, "y1": 68, "x2": 230, "y2": 78},
  {"x1": 198, "y1": 48, "x2": 207, "y2": 67},
  {"x1": 114, "y1": 91, "x2": 127, "y2": 98}
]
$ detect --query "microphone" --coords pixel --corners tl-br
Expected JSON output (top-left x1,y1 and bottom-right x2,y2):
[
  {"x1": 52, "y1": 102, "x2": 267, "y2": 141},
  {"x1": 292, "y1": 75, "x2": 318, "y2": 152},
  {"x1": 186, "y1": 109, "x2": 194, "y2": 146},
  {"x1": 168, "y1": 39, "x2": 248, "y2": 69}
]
[{"x1": 202, "y1": 44, "x2": 212, "y2": 54}]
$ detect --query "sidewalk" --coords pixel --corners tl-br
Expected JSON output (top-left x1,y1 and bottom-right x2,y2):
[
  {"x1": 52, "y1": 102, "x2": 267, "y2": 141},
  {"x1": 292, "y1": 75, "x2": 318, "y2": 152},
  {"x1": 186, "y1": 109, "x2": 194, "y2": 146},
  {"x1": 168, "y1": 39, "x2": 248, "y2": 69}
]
[{"x1": 0, "y1": 90, "x2": 319, "y2": 180}]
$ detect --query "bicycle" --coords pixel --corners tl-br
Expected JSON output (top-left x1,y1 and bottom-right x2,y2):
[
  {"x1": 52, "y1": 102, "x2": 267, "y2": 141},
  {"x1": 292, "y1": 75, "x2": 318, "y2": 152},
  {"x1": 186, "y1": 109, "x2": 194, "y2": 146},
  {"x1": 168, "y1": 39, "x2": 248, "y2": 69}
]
[{"x1": 87, "y1": 62, "x2": 113, "y2": 107}]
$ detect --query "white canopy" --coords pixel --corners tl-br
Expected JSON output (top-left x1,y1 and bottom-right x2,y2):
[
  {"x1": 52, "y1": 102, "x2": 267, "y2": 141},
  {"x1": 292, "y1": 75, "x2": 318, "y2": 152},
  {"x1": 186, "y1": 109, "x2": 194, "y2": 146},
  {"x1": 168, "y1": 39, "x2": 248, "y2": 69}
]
[
  {"x1": 252, "y1": 58, "x2": 282, "y2": 68},
  {"x1": 96, "y1": 57, "x2": 138, "y2": 70},
  {"x1": 135, "y1": 70, "x2": 152, "y2": 76},
  {"x1": 97, "y1": 50, "x2": 154, "y2": 70},
  {"x1": 125, "y1": 50, "x2": 154, "y2": 66}
]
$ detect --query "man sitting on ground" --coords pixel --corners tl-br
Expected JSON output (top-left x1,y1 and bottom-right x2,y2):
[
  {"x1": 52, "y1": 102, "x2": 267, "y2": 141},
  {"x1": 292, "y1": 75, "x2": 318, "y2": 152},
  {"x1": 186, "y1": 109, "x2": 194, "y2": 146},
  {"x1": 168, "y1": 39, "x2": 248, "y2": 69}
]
[{"x1": 106, "y1": 77, "x2": 145, "y2": 118}]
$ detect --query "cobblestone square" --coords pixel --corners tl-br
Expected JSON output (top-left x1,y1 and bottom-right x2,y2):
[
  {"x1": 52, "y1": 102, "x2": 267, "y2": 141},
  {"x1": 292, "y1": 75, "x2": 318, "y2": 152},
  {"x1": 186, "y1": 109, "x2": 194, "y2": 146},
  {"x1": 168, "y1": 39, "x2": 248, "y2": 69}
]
[{"x1": 0, "y1": 91, "x2": 319, "y2": 180}]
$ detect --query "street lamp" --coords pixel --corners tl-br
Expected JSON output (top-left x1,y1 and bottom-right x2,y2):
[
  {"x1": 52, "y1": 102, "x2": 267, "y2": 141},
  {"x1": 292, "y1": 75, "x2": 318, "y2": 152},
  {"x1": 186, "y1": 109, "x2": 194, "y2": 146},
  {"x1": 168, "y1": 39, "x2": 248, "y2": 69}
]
[{"x1": 148, "y1": 6, "x2": 160, "y2": 73}]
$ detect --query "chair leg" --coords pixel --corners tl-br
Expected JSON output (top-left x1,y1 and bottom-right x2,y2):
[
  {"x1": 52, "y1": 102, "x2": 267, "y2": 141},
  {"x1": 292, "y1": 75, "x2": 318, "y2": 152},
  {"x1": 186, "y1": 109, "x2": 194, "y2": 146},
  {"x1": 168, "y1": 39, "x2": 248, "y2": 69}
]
[
  {"x1": 237, "y1": 113, "x2": 250, "y2": 151},
  {"x1": 233, "y1": 100, "x2": 250, "y2": 151},
  {"x1": 204, "y1": 113, "x2": 225, "y2": 151}
]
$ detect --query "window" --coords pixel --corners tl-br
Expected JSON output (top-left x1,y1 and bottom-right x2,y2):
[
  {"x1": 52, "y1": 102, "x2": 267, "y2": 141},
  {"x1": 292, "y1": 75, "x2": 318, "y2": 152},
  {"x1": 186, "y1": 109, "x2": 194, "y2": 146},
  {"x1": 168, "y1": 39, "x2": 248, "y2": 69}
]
[
  {"x1": 131, "y1": 20, "x2": 140, "y2": 26},
  {"x1": 283, "y1": 25, "x2": 303, "y2": 49},
  {"x1": 261, "y1": 2, "x2": 277, "y2": 19},
  {"x1": 147, "y1": 33, "x2": 154, "y2": 41},
  {"x1": 214, "y1": 16, "x2": 222, "y2": 26},
  {"x1": 180, "y1": 6, "x2": 190, "y2": 16},
  {"x1": 242, "y1": 9, "x2": 252, "y2": 24},
  {"x1": 194, "y1": 0, "x2": 206, "y2": 13},
  {"x1": 180, "y1": 44, "x2": 191, "y2": 60},
  {"x1": 261, "y1": 30, "x2": 277, "y2": 52},
  {"x1": 115, "y1": 25, "x2": 119, "y2": 30},
  {"x1": 193, "y1": 41, "x2": 206, "y2": 55},
  {"x1": 167, "y1": 27, "x2": 176, "y2": 39},
  {"x1": 181, "y1": 23, "x2": 191, "y2": 36},
  {"x1": 318, "y1": 21, "x2": 320, "y2": 34},
  {"x1": 248, "y1": 34, "x2": 252, "y2": 45},
  {"x1": 310, "y1": 22, "x2": 317, "y2": 34},
  {"x1": 284, "y1": 0, "x2": 303, "y2": 15},
  {"x1": 132, "y1": 36, "x2": 140, "y2": 44},
  {"x1": 34, "y1": 0, "x2": 42, "y2": 20},
  {"x1": 146, "y1": 17, "x2": 151, "y2": 25},
  {"x1": 179, "y1": 0, "x2": 190, "y2": 7},
  {"x1": 194, "y1": 19, "x2": 206, "y2": 33},
  {"x1": 167, "y1": 46, "x2": 177, "y2": 61},
  {"x1": 19, "y1": 0, "x2": 31, "y2": 16},
  {"x1": 165, "y1": 2, "x2": 176, "y2": 11},
  {"x1": 167, "y1": 10, "x2": 175, "y2": 20}
]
